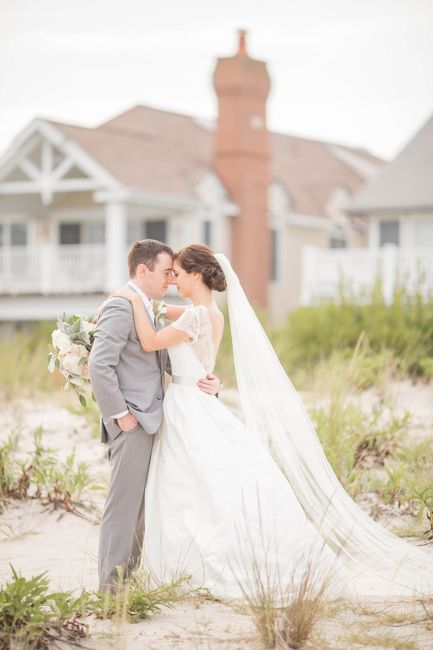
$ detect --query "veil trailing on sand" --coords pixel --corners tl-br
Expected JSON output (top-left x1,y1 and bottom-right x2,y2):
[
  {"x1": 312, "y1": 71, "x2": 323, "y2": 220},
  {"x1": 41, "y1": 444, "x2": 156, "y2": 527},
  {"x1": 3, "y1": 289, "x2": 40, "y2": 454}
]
[{"x1": 214, "y1": 252, "x2": 433, "y2": 597}]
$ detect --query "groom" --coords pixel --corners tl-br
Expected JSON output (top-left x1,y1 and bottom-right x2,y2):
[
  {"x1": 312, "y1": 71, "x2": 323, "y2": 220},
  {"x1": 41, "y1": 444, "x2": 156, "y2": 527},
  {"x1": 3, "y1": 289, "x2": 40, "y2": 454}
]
[{"x1": 89, "y1": 239, "x2": 221, "y2": 591}]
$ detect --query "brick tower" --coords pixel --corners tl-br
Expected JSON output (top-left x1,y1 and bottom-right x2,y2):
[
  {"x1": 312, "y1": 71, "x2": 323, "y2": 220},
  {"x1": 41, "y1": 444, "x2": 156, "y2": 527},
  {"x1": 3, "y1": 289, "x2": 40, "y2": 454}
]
[{"x1": 213, "y1": 30, "x2": 271, "y2": 308}]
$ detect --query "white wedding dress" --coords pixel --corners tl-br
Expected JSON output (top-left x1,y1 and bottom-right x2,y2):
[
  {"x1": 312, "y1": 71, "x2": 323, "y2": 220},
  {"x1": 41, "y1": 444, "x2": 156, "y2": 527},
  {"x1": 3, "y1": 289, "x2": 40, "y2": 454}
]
[
  {"x1": 144, "y1": 305, "x2": 327, "y2": 598},
  {"x1": 143, "y1": 256, "x2": 433, "y2": 600}
]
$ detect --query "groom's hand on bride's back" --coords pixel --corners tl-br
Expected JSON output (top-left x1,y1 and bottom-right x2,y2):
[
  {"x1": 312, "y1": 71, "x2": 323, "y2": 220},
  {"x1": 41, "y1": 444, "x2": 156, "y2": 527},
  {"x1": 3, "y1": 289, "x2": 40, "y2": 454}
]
[{"x1": 197, "y1": 374, "x2": 221, "y2": 396}]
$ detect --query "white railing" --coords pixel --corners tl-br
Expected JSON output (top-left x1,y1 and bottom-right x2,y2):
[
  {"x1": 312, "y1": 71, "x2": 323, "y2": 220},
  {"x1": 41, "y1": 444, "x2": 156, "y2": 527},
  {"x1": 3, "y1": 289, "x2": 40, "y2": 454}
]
[
  {"x1": 0, "y1": 244, "x2": 107, "y2": 294},
  {"x1": 301, "y1": 245, "x2": 433, "y2": 305}
]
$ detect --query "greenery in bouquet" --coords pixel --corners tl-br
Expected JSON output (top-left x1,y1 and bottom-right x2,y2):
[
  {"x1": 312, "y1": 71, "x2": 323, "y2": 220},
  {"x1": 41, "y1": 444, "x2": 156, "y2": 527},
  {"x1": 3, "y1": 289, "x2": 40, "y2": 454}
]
[{"x1": 48, "y1": 314, "x2": 95, "y2": 407}]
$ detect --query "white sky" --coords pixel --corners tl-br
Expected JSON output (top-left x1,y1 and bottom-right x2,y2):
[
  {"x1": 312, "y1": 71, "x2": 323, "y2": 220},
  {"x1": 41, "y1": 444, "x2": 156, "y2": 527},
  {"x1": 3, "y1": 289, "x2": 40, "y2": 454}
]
[{"x1": 1, "y1": 0, "x2": 432, "y2": 161}]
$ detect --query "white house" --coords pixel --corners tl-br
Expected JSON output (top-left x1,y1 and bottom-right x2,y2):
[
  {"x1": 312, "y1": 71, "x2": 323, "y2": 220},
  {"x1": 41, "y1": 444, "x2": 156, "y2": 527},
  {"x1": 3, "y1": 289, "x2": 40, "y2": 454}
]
[
  {"x1": 302, "y1": 113, "x2": 433, "y2": 304},
  {"x1": 0, "y1": 35, "x2": 383, "y2": 321}
]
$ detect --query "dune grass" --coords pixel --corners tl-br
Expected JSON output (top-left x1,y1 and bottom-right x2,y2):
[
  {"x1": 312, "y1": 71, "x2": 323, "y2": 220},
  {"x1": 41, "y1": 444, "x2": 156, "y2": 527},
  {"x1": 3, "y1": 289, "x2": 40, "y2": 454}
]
[
  {"x1": 0, "y1": 426, "x2": 103, "y2": 517},
  {"x1": 1, "y1": 281, "x2": 432, "y2": 396},
  {"x1": 215, "y1": 281, "x2": 433, "y2": 387},
  {"x1": 0, "y1": 566, "x2": 90, "y2": 649},
  {"x1": 273, "y1": 281, "x2": 433, "y2": 379},
  {"x1": 231, "y1": 538, "x2": 336, "y2": 650},
  {"x1": 0, "y1": 321, "x2": 58, "y2": 399},
  {"x1": 0, "y1": 566, "x2": 202, "y2": 649}
]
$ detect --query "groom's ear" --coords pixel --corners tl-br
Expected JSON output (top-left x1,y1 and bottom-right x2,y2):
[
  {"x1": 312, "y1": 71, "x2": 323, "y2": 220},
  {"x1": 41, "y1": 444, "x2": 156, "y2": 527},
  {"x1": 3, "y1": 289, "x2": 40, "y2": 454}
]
[{"x1": 136, "y1": 262, "x2": 149, "y2": 277}]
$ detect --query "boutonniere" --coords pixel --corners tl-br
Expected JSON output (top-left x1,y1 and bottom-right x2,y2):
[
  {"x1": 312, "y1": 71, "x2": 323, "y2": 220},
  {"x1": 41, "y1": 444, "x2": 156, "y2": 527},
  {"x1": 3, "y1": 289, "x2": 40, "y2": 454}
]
[{"x1": 153, "y1": 300, "x2": 168, "y2": 328}]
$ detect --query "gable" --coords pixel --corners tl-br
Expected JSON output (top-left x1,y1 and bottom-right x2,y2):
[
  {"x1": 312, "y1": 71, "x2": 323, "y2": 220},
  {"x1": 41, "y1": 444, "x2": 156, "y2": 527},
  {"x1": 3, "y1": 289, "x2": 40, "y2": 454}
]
[
  {"x1": 0, "y1": 120, "x2": 118, "y2": 206},
  {"x1": 349, "y1": 113, "x2": 433, "y2": 214}
]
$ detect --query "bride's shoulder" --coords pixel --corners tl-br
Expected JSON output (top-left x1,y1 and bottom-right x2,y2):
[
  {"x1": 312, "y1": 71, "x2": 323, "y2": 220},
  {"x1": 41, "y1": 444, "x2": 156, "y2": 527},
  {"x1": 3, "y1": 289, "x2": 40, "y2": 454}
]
[{"x1": 193, "y1": 304, "x2": 224, "y2": 320}]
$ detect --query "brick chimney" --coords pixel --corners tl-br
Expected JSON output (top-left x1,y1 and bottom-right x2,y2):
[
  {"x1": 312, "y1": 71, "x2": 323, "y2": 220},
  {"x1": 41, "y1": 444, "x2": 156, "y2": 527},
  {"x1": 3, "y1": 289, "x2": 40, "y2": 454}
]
[{"x1": 213, "y1": 30, "x2": 271, "y2": 308}]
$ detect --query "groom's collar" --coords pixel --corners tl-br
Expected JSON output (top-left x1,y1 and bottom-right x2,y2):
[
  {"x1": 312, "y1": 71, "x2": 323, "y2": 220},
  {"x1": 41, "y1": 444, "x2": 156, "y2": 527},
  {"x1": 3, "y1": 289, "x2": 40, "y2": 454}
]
[{"x1": 126, "y1": 280, "x2": 153, "y2": 313}]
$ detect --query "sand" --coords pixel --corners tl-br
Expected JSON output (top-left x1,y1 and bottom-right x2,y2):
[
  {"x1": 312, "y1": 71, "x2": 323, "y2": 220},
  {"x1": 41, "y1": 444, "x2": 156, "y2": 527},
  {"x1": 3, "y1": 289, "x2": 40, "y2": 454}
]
[{"x1": 1, "y1": 382, "x2": 432, "y2": 649}]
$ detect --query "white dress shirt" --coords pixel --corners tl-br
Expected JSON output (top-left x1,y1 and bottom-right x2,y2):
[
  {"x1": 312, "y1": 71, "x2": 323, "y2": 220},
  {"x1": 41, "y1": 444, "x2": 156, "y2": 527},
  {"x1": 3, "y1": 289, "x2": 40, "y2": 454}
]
[{"x1": 111, "y1": 281, "x2": 155, "y2": 420}]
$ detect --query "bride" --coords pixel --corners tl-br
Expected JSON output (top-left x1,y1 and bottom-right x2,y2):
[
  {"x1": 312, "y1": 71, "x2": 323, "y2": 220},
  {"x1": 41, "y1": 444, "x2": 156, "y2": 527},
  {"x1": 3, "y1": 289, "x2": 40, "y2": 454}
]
[{"x1": 113, "y1": 243, "x2": 433, "y2": 600}]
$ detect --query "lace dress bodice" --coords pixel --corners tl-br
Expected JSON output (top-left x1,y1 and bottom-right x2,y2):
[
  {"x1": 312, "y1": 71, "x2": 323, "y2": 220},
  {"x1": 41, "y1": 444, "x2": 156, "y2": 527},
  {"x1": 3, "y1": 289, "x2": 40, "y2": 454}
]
[{"x1": 170, "y1": 305, "x2": 216, "y2": 378}]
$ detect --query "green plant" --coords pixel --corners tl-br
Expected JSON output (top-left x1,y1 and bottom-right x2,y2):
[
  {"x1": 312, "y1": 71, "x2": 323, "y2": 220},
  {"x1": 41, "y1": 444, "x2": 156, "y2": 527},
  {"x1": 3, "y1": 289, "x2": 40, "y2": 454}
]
[
  {"x1": 405, "y1": 480, "x2": 433, "y2": 534},
  {"x1": 274, "y1": 563, "x2": 331, "y2": 649},
  {"x1": 0, "y1": 321, "x2": 58, "y2": 398},
  {"x1": 310, "y1": 398, "x2": 410, "y2": 495},
  {"x1": 0, "y1": 566, "x2": 90, "y2": 649},
  {"x1": 0, "y1": 435, "x2": 17, "y2": 505},
  {"x1": 273, "y1": 281, "x2": 433, "y2": 381},
  {"x1": 0, "y1": 427, "x2": 102, "y2": 517},
  {"x1": 418, "y1": 356, "x2": 433, "y2": 380},
  {"x1": 373, "y1": 463, "x2": 409, "y2": 505},
  {"x1": 29, "y1": 428, "x2": 100, "y2": 514},
  {"x1": 234, "y1": 552, "x2": 333, "y2": 650},
  {"x1": 90, "y1": 569, "x2": 202, "y2": 622}
]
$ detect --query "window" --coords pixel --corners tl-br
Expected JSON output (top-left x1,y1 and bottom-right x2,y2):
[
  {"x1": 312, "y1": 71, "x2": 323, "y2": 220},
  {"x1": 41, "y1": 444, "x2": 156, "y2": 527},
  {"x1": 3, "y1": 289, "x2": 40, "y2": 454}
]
[
  {"x1": 10, "y1": 223, "x2": 28, "y2": 246},
  {"x1": 0, "y1": 222, "x2": 28, "y2": 247},
  {"x1": 87, "y1": 221, "x2": 105, "y2": 244},
  {"x1": 202, "y1": 220, "x2": 212, "y2": 246},
  {"x1": 270, "y1": 229, "x2": 279, "y2": 282},
  {"x1": 330, "y1": 236, "x2": 347, "y2": 249},
  {"x1": 379, "y1": 220, "x2": 399, "y2": 246},
  {"x1": 329, "y1": 226, "x2": 347, "y2": 249},
  {"x1": 127, "y1": 221, "x2": 143, "y2": 245},
  {"x1": 0, "y1": 221, "x2": 29, "y2": 275},
  {"x1": 415, "y1": 220, "x2": 433, "y2": 247},
  {"x1": 60, "y1": 223, "x2": 81, "y2": 245},
  {"x1": 146, "y1": 220, "x2": 166, "y2": 242},
  {"x1": 127, "y1": 220, "x2": 167, "y2": 245}
]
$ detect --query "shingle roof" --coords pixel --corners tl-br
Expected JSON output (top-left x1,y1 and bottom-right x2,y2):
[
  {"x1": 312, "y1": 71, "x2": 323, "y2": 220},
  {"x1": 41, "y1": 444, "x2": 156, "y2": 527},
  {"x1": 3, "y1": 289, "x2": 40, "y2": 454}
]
[
  {"x1": 349, "y1": 113, "x2": 433, "y2": 214},
  {"x1": 50, "y1": 104, "x2": 383, "y2": 216}
]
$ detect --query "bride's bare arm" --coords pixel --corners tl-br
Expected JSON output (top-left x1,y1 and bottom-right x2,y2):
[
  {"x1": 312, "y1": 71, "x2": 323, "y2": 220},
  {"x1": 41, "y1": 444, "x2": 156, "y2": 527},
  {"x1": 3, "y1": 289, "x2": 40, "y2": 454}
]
[
  {"x1": 111, "y1": 288, "x2": 188, "y2": 352},
  {"x1": 164, "y1": 304, "x2": 185, "y2": 321}
]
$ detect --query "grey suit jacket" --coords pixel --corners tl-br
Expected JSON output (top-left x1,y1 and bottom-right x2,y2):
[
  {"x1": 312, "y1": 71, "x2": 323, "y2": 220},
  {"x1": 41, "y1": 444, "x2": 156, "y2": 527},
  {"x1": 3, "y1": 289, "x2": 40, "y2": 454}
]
[{"x1": 89, "y1": 288, "x2": 169, "y2": 443}]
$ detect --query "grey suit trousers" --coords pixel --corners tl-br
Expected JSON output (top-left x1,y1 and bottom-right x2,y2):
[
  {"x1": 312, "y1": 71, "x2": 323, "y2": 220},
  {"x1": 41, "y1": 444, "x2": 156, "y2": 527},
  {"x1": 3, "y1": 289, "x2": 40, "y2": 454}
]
[
  {"x1": 98, "y1": 424, "x2": 154, "y2": 590},
  {"x1": 89, "y1": 293, "x2": 169, "y2": 590}
]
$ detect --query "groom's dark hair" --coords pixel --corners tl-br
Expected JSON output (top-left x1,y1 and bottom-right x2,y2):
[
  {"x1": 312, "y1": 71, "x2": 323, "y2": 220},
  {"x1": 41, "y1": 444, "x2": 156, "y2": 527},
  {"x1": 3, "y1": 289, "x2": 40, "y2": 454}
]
[{"x1": 128, "y1": 239, "x2": 174, "y2": 276}]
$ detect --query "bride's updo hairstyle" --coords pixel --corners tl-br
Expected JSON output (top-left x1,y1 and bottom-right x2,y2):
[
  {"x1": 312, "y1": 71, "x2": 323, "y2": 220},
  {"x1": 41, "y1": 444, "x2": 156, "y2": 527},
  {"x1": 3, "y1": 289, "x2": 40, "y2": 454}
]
[{"x1": 174, "y1": 244, "x2": 227, "y2": 292}]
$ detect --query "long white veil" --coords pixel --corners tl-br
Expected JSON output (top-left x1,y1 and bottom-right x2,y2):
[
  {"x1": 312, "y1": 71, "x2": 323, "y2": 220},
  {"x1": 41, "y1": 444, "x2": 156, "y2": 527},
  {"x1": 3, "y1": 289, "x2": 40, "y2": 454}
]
[{"x1": 215, "y1": 252, "x2": 433, "y2": 597}]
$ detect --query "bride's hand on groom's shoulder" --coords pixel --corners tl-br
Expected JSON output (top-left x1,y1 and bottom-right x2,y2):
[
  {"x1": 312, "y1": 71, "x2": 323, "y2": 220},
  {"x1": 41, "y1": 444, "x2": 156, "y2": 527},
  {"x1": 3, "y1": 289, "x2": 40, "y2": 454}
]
[
  {"x1": 91, "y1": 301, "x2": 106, "y2": 324},
  {"x1": 91, "y1": 296, "x2": 112, "y2": 324},
  {"x1": 197, "y1": 374, "x2": 221, "y2": 396}
]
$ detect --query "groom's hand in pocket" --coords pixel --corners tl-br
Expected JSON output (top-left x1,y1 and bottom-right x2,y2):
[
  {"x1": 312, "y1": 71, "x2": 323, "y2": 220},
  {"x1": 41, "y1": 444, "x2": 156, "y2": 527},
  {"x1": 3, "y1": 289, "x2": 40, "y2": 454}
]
[
  {"x1": 197, "y1": 374, "x2": 221, "y2": 396},
  {"x1": 117, "y1": 412, "x2": 139, "y2": 432}
]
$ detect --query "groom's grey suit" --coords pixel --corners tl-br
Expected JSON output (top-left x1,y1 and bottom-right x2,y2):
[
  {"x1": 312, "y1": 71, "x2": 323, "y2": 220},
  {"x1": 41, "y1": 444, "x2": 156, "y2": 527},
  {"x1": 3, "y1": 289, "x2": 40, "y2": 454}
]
[{"x1": 89, "y1": 286, "x2": 169, "y2": 590}]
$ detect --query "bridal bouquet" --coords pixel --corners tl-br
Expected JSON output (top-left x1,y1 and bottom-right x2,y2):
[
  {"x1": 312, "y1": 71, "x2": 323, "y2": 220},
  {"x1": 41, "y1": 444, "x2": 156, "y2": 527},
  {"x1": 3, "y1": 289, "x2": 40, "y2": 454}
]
[
  {"x1": 48, "y1": 314, "x2": 95, "y2": 406},
  {"x1": 153, "y1": 299, "x2": 168, "y2": 327}
]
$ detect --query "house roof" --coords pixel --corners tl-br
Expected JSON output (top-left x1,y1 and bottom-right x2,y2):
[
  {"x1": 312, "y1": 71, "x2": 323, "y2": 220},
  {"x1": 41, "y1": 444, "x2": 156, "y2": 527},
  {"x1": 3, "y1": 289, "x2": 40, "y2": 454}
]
[
  {"x1": 349, "y1": 113, "x2": 433, "y2": 214},
  {"x1": 48, "y1": 104, "x2": 383, "y2": 216}
]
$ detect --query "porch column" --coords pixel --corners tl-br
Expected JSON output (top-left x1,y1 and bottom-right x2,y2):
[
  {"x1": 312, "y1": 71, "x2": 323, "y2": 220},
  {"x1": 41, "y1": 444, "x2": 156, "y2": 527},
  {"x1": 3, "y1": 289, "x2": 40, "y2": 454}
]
[
  {"x1": 301, "y1": 245, "x2": 317, "y2": 306},
  {"x1": 382, "y1": 244, "x2": 398, "y2": 304},
  {"x1": 104, "y1": 201, "x2": 128, "y2": 291}
]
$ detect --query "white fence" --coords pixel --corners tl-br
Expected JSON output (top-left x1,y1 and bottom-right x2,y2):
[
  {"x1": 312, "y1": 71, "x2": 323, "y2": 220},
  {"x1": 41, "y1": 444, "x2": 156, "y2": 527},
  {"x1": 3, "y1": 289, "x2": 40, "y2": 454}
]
[
  {"x1": 301, "y1": 245, "x2": 433, "y2": 305},
  {"x1": 0, "y1": 245, "x2": 106, "y2": 294}
]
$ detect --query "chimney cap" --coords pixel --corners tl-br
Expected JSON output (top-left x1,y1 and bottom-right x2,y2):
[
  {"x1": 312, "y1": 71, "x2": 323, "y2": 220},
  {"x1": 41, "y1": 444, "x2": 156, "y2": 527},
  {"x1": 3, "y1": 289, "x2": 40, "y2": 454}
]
[{"x1": 237, "y1": 29, "x2": 248, "y2": 55}]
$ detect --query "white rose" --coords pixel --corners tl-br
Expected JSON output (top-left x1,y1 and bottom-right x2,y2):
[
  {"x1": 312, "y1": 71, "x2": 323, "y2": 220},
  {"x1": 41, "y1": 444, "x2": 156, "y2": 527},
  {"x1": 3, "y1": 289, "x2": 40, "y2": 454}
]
[
  {"x1": 52, "y1": 329, "x2": 72, "y2": 354},
  {"x1": 69, "y1": 375, "x2": 92, "y2": 392},
  {"x1": 81, "y1": 361, "x2": 90, "y2": 380},
  {"x1": 61, "y1": 352, "x2": 81, "y2": 376},
  {"x1": 70, "y1": 343, "x2": 89, "y2": 359}
]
